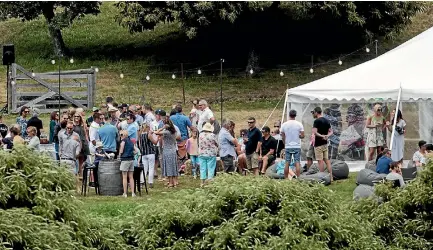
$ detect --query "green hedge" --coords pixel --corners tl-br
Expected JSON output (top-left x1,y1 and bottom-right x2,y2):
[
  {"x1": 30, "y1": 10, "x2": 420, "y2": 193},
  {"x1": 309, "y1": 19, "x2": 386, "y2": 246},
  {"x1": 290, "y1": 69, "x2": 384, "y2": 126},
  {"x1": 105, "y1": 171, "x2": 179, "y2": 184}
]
[
  {"x1": 121, "y1": 175, "x2": 386, "y2": 249},
  {"x1": 0, "y1": 145, "x2": 128, "y2": 250},
  {"x1": 2, "y1": 145, "x2": 433, "y2": 249}
]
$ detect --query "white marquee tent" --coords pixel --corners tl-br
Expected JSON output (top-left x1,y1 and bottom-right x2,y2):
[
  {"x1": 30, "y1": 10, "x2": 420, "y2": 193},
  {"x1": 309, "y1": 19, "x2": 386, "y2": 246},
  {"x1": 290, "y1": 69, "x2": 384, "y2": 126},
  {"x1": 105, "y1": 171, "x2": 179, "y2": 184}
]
[{"x1": 283, "y1": 26, "x2": 433, "y2": 170}]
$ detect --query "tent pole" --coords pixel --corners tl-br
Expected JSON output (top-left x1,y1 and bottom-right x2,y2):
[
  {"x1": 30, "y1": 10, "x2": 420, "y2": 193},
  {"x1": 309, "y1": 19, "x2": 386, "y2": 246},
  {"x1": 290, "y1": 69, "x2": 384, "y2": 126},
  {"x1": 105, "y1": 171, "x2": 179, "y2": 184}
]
[
  {"x1": 275, "y1": 89, "x2": 288, "y2": 158},
  {"x1": 390, "y1": 85, "x2": 402, "y2": 151}
]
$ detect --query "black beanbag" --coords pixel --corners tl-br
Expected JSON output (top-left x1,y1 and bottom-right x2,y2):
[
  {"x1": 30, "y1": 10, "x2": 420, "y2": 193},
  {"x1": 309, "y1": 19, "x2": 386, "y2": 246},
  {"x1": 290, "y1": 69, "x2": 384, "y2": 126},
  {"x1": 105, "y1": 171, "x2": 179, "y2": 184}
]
[
  {"x1": 299, "y1": 172, "x2": 331, "y2": 186},
  {"x1": 265, "y1": 163, "x2": 284, "y2": 179},
  {"x1": 356, "y1": 169, "x2": 387, "y2": 186},
  {"x1": 306, "y1": 160, "x2": 349, "y2": 180},
  {"x1": 353, "y1": 184, "x2": 376, "y2": 201}
]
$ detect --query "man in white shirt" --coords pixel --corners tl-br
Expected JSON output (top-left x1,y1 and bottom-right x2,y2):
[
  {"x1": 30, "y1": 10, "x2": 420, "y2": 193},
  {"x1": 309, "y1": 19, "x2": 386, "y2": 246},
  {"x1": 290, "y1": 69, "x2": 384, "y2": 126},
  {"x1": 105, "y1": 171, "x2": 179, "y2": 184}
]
[
  {"x1": 197, "y1": 99, "x2": 215, "y2": 132},
  {"x1": 89, "y1": 113, "x2": 101, "y2": 154},
  {"x1": 281, "y1": 110, "x2": 304, "y2": 178}
]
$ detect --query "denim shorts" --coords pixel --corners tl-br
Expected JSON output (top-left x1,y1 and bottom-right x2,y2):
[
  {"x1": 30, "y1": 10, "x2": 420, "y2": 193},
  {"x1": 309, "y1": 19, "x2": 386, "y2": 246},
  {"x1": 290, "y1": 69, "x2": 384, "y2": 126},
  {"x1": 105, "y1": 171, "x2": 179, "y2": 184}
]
[{"x1": 285, "y1": 148, "x2": 301, "y2": 163}]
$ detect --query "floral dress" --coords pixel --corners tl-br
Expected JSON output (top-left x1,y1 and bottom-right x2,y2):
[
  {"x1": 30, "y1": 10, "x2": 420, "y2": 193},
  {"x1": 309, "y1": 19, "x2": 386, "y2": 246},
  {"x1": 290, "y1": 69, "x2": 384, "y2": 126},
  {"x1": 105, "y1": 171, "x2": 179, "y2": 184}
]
[{"x1": 367, "y1": 115, "x2": 385, "y2": 148}]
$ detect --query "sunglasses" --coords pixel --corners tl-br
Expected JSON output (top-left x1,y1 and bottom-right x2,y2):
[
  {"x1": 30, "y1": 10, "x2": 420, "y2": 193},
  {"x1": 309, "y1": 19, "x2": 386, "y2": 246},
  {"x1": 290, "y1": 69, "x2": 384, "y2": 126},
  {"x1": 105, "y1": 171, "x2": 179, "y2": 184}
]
[
  {"x1": 120, "y1": 134, "x2": 126, "y2": 137},
  {"x1": 247, "y1": 121, "x2": 254, "y2": 124},
  {"x1": 24, "y1": 111, "x2": 29, "y2": 113}
]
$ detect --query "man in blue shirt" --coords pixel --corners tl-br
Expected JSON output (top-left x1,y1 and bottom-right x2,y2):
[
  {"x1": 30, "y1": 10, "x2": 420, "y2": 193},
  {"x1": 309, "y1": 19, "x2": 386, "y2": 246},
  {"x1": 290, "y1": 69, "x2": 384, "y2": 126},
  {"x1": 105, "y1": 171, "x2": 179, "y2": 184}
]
[
  {"x1": 376, "y1": 149, "x2": 393, "y2": 174},
  {"x1": 99, "y1": 116, "x2": 119, "y2": 154},
  {"x1": 170, "y1": 104, "x2": 193, "y2": 161},
  {"x1": 126, "y1": 113, "x2": 139, "y2": 141},
  {"x1": 170, "y1": 104, "x2": 192, "y2": 141}
]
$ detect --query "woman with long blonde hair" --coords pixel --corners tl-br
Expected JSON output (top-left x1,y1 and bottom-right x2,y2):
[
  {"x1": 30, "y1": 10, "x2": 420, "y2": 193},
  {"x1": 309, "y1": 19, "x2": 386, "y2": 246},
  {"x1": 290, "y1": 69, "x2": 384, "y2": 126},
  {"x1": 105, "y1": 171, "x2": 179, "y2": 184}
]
[{"x1": 72, "y1": 111, "x2": 90, "y2": 177}]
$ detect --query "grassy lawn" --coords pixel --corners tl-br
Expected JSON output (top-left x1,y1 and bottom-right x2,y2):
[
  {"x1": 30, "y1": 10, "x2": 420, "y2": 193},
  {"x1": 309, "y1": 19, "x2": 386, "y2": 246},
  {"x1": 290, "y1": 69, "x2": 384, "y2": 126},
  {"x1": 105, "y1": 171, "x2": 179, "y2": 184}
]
[
  {"x1": 1, "y1": 3, "x2": 433, "y2": 112},
  {"x1": 78, "y1": 173, "x2": 358, "y2": 220}
]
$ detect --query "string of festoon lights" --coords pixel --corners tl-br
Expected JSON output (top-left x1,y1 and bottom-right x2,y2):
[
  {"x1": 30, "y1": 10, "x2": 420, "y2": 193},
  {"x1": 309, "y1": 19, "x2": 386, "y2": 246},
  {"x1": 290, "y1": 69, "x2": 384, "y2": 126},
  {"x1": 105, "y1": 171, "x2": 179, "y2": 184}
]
[{"x1": 113, "y1": 40, "x2": 378, "y2": 80}]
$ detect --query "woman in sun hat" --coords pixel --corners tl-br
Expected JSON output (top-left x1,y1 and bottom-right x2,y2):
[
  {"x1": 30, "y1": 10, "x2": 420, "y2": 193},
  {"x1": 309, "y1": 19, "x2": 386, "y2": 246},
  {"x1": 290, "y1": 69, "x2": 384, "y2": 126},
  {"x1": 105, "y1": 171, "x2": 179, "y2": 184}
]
[
  {"x1": 198, "y1": 122, "x2": 219, "y2": 187},
  {"x1": 366, "y1": 104, "x2": 389, "y2": 161}
]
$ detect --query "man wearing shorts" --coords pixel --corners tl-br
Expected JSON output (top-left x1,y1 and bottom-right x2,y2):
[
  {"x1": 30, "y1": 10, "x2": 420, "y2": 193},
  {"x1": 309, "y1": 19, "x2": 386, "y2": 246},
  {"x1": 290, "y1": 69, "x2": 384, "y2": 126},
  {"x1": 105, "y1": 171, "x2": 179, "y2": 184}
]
[
  {"x1": 243, "y1": 117, "x2": 262, "y2": 175},
  {"x1": 281, "y1": 110, "x2": 304, "y2": 177},
  {"x1": 259, "y1": 126, "x2": 277, "y2": 175},
  {"x1": 312, "y1": 107, "x2": 333, "y2": 182}
]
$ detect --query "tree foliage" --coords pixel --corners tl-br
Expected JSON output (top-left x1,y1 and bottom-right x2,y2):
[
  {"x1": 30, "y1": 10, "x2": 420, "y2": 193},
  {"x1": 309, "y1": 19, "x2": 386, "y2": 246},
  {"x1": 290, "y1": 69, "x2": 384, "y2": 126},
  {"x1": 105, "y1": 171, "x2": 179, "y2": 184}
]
[
  {"x1": 115, "y1": 1, "x2": 427, "y2": 67},
  {"x1": 0, "y1": 1, "x2": 101, "y2": 56},
  {"x1": 116, "y1": 1, "x2": 425, "y2": 40}
]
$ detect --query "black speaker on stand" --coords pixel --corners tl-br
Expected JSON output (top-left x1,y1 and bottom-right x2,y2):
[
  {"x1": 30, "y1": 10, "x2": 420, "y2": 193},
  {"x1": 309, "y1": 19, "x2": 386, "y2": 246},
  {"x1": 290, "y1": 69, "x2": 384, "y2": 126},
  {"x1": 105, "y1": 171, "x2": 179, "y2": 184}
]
[{"x1": 2, "y1": 44, "x2": 15, "y2": 114}]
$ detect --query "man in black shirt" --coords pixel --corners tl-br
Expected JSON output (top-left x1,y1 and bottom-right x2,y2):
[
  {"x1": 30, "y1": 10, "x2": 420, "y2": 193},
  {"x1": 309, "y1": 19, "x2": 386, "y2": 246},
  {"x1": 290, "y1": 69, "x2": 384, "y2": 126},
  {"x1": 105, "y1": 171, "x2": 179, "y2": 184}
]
[
  {"x1": 27, "y1": 108, "x2": 43, "y2": 138},
  {"x1": 312, "y1": 107, "x2": 333, "y2": 182},
  {"x1": 259, "y1": 126, "x2": 277, "y2": 174},
  {"x1": 0, "y1": 115, "x2": 8, "y2": 138},
  {"x1": 243, "y1": 117, "x2": 262, "y2": 175}
]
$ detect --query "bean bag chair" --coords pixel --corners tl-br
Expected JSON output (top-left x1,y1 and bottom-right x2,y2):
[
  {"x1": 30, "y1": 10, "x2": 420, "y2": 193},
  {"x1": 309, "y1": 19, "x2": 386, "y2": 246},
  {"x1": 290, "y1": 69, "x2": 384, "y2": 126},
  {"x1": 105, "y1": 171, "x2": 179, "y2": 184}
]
[
  {"x1": 365, "y1": 160, "x2": 377, "y2": 172},
  {"x1": 306, "y1": 163, "x2": 319, "y2": 175},
  {"x1": 306, "y1": 160, "x2": 349, "y2": 180},
  {"x1": 401, "y1": 166, "x2": 418, "y2": 181},
  {"x1": 299, "y1": 172, "x2": 331, "y2": 186},
  {"x1": 353, "y1": 184, "x2": 376, "y2": 201},
  {"x1": 356, "y1": 169, "x2": 387, "y2": 186},
  {"x1": 331, "y1": 160, "x2": 349, "y2": 180},
  {"x1": 265, "y1": 163, "x2": 284, "y2": 179}
]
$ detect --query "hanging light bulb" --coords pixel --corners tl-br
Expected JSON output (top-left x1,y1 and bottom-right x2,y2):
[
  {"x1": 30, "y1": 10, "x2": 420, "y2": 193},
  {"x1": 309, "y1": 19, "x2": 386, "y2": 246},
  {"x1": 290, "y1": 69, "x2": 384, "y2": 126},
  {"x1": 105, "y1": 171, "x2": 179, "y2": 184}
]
[
  {"x1": 11, "y1": 80, "x2": 15, "y2": 85},
  {"x1": 172, "y1": 74, "x2": 176, "y2": 79},
  {"x1": 279, "y1": 71, "x2": 284, "y2": 77},
  {"x1": 310, "y1": 68, "x2": 314, "y2": 74},
  {"x1": 197, "y1": 69, "x2": 202, "y2": 75},
  {"x1": 120, "y1": 73, "x2": 124, "y2": 79},
  {"x1": 94, "y1": 67, "x2": 99, "y2": 73},
  {"x1": 146, "y1": 75, "x2": 150, "y2": 81},
  {"x1": 249, "y1": 69, "x2": 254, "y2": 75},
  {"x1": 51, "y1": 59, "x2": 55, "y2": 64},
  {"x1": 31, "y1": 70, "x2": 35, "y2": 77},
  {"x1": 366, "y1": 47, "x2": 370, "y2": 53},
  {"x1": 69, "y1": 58, "x2": 74, "y2": 64},
  {"x1": 338, "y1": 59, "x2": 342, "y2": 65}
]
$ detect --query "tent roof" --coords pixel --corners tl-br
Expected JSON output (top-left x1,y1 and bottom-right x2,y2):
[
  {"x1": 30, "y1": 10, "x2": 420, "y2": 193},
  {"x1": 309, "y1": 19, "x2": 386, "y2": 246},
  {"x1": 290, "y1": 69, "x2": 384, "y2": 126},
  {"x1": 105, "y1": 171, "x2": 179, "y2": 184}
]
[{"x1": 288, "y1": 27, "x2": 433, "y2": 103}]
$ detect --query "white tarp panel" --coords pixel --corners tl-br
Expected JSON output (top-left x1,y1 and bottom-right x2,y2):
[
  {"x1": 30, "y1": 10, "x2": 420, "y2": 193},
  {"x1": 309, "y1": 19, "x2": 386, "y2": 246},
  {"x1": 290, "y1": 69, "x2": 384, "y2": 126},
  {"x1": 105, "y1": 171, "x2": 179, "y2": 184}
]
[{"x1": 287, "y1": 26, "x2": 433, "y2": 102}]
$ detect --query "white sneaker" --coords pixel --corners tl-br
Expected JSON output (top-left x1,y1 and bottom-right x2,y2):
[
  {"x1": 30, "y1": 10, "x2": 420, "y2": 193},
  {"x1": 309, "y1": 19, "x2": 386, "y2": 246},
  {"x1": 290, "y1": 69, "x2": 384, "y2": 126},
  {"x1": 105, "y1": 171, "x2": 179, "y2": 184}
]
[
  {"x1": 132, "y1": 193, "x2": 136, "y2": 197},
  {"x1": 122, "y1": 193, "x2": 127, "y2": 198}
]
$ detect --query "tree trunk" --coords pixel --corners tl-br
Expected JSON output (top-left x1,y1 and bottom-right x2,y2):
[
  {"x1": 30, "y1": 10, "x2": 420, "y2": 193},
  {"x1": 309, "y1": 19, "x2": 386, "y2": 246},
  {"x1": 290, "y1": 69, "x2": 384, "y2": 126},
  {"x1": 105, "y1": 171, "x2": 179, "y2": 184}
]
[
  {"x1": 47, "y1": 23, "x2": 68, "y2": 56},
  {"x1": 41, "y1": 3, "x2": 68, "y2": 56}
]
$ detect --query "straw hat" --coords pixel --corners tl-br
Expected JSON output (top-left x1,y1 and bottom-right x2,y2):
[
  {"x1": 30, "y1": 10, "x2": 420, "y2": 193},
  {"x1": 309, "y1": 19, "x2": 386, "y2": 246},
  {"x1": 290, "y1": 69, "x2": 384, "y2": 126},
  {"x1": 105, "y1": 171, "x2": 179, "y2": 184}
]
[
  {"x1": 202, "y1": 122, "x2": 214, "y2": 133},
  {"x1": 108, "y1": 106, "x2": 118, "y2": 112}
]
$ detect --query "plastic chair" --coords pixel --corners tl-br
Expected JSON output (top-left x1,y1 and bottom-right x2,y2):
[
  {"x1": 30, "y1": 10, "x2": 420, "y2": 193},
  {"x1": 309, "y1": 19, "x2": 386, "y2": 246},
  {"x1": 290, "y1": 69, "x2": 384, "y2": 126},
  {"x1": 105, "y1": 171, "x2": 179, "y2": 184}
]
[{"x1": 133, "y1": 165, "x2": 148, "y2": 195}]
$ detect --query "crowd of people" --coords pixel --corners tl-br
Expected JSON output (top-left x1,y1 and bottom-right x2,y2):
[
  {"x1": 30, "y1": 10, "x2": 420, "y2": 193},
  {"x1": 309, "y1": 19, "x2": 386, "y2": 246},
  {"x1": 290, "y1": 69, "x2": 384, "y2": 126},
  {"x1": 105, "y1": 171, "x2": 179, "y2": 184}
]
[{"x1": 1, "y1": 100, "x2": 431, "y2": 195}]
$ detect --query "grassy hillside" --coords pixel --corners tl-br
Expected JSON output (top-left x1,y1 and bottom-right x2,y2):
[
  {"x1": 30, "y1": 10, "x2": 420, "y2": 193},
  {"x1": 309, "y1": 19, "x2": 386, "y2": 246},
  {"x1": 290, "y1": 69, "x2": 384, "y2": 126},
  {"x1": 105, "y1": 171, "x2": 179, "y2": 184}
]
[{"x1": 1, "y1": 2, "x2": 433, "y2": 129}]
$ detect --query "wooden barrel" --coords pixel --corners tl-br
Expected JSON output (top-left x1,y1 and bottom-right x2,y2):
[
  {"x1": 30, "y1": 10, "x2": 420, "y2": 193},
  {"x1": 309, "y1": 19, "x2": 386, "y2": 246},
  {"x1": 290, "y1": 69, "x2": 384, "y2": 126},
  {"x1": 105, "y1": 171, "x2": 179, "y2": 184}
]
[
  {"x1": 98, "y1": 160, "x2": 123, "y2": 196},
  {"x1": 39, "y1": 144, "x2": 57, "y2": 160}
]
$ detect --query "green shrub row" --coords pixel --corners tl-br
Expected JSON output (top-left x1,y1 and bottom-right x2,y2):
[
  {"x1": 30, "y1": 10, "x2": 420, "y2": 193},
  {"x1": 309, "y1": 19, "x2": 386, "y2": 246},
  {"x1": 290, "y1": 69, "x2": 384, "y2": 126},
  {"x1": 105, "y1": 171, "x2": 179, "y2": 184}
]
[
  {"x1": 0, "y1": 146, "x2": 128, "y2": 250},
  {"x1": 2, "y1": 146, "x2": 433, "y2": 249}
]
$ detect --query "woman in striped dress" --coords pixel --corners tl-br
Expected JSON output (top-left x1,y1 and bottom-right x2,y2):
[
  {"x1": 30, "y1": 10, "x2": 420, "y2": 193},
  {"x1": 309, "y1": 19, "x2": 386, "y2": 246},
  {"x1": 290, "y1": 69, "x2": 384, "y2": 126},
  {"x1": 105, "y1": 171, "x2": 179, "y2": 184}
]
[{"x1": 138, "y1": 123, "x2": 158, "y2": 188}]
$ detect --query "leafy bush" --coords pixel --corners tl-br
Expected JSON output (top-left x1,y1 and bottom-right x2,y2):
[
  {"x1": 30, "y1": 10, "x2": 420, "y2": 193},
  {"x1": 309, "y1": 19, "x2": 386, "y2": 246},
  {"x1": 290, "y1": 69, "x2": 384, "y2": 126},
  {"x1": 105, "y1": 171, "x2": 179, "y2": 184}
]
[
  {"x1": 351, "y1": 160, "x2": 433, "y2": 250},
  {"x1": 0, "y1": 145, "x2": 127, "y2": 250},
  {"x1": 121, "y1": 174, "x2": 387, "y2": 249}
]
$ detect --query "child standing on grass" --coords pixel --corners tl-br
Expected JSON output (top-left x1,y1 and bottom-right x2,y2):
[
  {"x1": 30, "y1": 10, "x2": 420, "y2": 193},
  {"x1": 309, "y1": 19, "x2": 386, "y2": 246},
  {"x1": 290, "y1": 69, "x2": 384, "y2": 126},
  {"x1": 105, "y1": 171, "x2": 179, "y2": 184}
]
[{"x1": 186, "y1": 130, "x2": 199, "y2": 178}]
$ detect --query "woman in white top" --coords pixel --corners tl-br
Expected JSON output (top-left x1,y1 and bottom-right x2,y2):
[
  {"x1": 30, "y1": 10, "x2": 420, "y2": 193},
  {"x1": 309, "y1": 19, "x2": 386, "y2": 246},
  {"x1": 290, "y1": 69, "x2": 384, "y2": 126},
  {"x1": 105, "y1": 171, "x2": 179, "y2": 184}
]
[
  {"x1": 26, "y1": 126, "x2": 40, "y2": 150},
  {"x1": 386, "y1": 109, "x2": 406, "y2": 163},
  {"x1": 386, "y1": 161, "x2": 405, "y2": 187}
]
